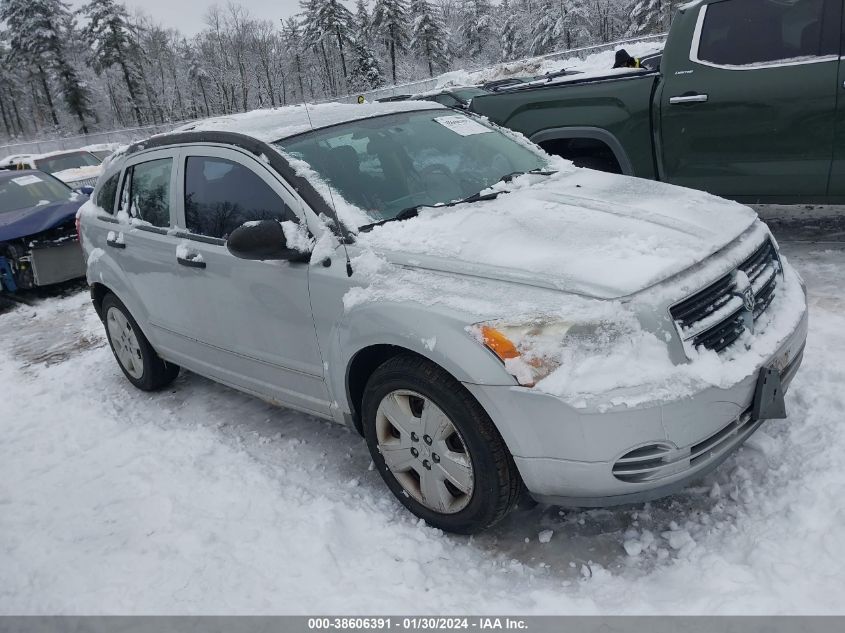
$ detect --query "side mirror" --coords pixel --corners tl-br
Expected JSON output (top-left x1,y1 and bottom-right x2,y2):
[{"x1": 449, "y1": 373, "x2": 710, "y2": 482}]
[
  {"x1": 77, "y1": 186, "x2": 94, "y2": 196},
  {"x1": 226, "y1": 219, "x2": 310, "y2": 261}
]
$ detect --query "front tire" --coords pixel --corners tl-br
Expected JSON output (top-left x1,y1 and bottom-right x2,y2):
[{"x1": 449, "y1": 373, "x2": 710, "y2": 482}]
[
  {"x1": 362, "y1": 354, "x2": 521, "y2": 534},
  {"x1": 101, "y1": 293, "x2": 179, "y2": 391}
]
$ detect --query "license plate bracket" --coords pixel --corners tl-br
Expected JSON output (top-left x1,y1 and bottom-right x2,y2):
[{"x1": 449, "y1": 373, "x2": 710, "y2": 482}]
[{"x1": 751, "y1": 366, "x2": 787, "y2": 422}]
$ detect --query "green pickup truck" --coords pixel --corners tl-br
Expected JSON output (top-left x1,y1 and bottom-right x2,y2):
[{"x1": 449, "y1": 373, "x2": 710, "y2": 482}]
[{"x1": 470, "y1": 0, "x2": 845, "y2": 205}]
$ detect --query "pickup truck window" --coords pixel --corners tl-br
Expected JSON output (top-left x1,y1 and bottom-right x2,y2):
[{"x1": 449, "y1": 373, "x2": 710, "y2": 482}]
[{"x1": 697, "y1": 0, "x2": 839, "y2": 67}]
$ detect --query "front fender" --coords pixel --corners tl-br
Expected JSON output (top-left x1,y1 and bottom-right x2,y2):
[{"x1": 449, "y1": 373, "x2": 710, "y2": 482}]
[{"x1": 325, "y1": 301, "x2": 517, "y2": 418}]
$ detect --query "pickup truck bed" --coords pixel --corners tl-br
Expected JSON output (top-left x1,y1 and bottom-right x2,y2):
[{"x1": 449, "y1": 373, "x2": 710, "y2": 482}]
[{"x1": 472, "y1": 70, "x2": 660, "y2": 178}]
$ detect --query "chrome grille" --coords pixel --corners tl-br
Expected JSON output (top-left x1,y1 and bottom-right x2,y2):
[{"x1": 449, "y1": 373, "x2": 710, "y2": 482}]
[{"x1": 670, "y1": 239, "x2": 780, "y2": 354}]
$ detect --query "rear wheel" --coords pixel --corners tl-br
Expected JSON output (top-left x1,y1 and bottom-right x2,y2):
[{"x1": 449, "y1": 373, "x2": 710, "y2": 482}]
[
  {"x1": 363, "y1": 354, "x2": 521, "y2": 534},
  {"x1": 101, "y1": 293, "x2": 179, "y2": 391}
]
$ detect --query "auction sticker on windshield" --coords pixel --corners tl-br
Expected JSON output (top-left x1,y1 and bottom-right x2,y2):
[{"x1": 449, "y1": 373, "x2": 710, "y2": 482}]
[
  {"x1": 434, "y1": 115, "x2": 492, "y2": 136},
  {"x1": 12, "y1": 175, "x2": 43, "y2": 186}
]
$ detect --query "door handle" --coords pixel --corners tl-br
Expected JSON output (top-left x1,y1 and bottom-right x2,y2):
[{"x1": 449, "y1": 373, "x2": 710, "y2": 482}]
[
  {"x1": 106, "y1": 231, "x2": 125, "y2": 249},
  {"x1": 177, "y1": 253, "x2": 206, "y2": 269},
  {"x1": 669, "y1": 94, "x2": 709, "y2": 104}
]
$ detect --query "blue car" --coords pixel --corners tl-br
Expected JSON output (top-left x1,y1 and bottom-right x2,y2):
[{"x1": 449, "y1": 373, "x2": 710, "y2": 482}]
[{"x1": 0, "y1": 169, "x2": 89, "y2": 292}]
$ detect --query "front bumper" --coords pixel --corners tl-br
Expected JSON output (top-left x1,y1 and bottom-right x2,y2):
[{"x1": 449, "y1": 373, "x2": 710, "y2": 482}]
[{"x1": 463, "y1": 307, "x2": 808, "y2": 508}]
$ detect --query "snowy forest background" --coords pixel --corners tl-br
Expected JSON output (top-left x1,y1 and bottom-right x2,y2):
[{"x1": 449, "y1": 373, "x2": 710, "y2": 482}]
[{"x1": 0, "y1": 0, "x2": 677, "y2": 142}]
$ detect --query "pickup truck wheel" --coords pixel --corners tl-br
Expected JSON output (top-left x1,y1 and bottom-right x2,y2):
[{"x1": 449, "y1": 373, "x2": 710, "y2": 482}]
[
  {"x1": 101, "y1": 293, "x2": 179, "y2": 391},
  {"x1": 362, "y1": 354, "x2": 521, "y2": 534}
]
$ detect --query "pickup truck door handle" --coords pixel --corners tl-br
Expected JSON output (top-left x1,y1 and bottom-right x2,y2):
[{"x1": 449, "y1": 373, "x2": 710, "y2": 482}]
[
  {"x1": 177, "y1": 252, "x2": 206, "y2": 269},
  {"x1": 669, "y1": 94, "x2": 709, "y2": 104}
]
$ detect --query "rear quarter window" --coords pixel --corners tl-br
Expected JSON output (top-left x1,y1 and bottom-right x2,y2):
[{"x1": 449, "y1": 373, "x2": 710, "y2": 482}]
[
  {"x1": 95, "y1": 173, "x2": 120, "y2": 214},
  {"x1": 117, "y1": 158, "x2": 173, "y2": 227}
]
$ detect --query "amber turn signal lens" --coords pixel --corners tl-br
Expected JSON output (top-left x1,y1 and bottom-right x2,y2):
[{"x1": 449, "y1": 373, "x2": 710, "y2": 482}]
[{"x1": 480, "y1": 326, "x2": 520, "y2": 361}]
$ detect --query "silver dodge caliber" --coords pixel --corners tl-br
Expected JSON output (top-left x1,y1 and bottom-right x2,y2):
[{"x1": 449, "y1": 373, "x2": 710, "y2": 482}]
[{"x1": 80, "y1": 102, "x2": 808, "y2": 534}]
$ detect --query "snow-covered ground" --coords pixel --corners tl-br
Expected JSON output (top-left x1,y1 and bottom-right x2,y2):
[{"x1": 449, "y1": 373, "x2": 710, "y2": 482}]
[{"x1": 1, "y1": 236, "x2": 844, "y2": 614}]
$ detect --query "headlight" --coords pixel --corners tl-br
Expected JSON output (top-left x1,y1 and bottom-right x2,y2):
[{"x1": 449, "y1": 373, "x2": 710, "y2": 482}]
[{"x1": 470, "y1": 319, "x2": 623, "y2": 387}]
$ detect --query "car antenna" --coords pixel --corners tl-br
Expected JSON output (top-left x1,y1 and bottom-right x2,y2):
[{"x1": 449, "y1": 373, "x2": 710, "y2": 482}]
[{"x1": 302, "y1": 101, "x2": 354, "y2": 278}]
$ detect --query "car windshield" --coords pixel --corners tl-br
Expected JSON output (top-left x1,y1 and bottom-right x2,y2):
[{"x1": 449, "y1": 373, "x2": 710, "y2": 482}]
[
  {"x1": 275, "y1": 110, "x2": 548, "y2": 227},
  {"x1": 0, "y1": 173, "x2": 74, "y2": 214},
  {"x1": 35, "y1": 151, "x2": 101, "y2": 174}
]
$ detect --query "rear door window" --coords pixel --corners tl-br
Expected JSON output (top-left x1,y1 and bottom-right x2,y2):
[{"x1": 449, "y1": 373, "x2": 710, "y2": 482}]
[
  {"x1": 117, "y1": 158, "x2": 173, "y2": 227},
  {"x1": 183, "y1": 156, "x2": 297, "y2": 240},
  {"x1": 697, "y1": 0, "x2": 840, "y2": 66}
]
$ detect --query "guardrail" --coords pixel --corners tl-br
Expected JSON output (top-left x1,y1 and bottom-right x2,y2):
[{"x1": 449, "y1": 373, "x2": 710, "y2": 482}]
[
  {"x1": 0, "y1": 120, "x2": 199, "y2": 157},
  {"x1": 0, "y1": 32, "x2": 666, "y2": 155}
]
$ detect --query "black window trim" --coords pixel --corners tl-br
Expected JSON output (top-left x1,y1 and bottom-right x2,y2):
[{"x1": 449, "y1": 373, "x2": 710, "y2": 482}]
[
  {"x1": 134, "y1": 224, "x2": 171, "y2": 236},
  {"x1": 172, "y1": 229, "x2": 226, "y2": 246},
  {"x1": 689, "y1": 0, "x2": 842, "y2": 70}
]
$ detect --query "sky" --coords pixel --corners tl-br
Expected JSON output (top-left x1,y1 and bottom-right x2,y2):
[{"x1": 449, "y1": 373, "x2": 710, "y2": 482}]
[{"x1": 70, "y1": 0, "x2": 309, "y2": 35}]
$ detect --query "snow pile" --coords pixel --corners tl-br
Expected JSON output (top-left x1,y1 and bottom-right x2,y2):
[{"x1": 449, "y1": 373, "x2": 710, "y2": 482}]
[
  {"x1": 281, "y1": 220, "x2": 315, "y2": 253},
  {"x1": 175, "y1": 240, "x2": 204, "y2": 265}
]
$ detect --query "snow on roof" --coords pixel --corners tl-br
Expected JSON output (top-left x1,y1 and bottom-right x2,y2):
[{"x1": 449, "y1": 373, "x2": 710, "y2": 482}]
[
  {"x1": 172, "y1": 100, "x2": 446, "y2": 143},
  {"x1": 0, "y1": 154, "x2": 35, "y2": 167},
  {"x1": 2, "y1": 149, "x2": 100, "y2": 166},
  {"x1": 80, "y1": 142, "x2": 124, "y2": 153},
  {"x1": 32, "y1": 148, "x2": 100, "y2": 161}
]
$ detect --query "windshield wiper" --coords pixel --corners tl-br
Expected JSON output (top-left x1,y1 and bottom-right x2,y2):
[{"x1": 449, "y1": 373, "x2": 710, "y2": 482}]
[
  {"x1": 359, "y1": 205, "x2": 426, "y2": 232},
  {"x1": 497, "y1": 168, "x2": 557, "y2": 183},
  {"x1": 358, "y1": 169, "x2": 555, "y2": 232}
]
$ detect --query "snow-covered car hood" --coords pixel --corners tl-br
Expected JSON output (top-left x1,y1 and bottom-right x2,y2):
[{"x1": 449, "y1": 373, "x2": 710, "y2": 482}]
[
  {"x1": 0, "y1": 199, "x2": 85, "y2": 242},
  {"x1": 51, "y1": 165, "x2": 103, "y2": 186},
  {"x1": 356, "y1": 168, "x2": 758, "y2": 299}
]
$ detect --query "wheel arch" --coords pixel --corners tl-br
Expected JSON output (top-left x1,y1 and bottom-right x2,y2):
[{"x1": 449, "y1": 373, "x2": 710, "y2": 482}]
[
  {"x1": 88, "y1": 282, "x2": 155, "y2": 346},
  {"x1": 345, "y1": 344, "x2": 419, "y2": 435},
  {"x1": 90, "y1": 281, "x2": 111, "y2": 319},
  {"x1": 531, "y1": 126, "x2": 633, "y2": 175},
  {"x1": 343, "y1": 335, "x2": 513, "y2": 436}
]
